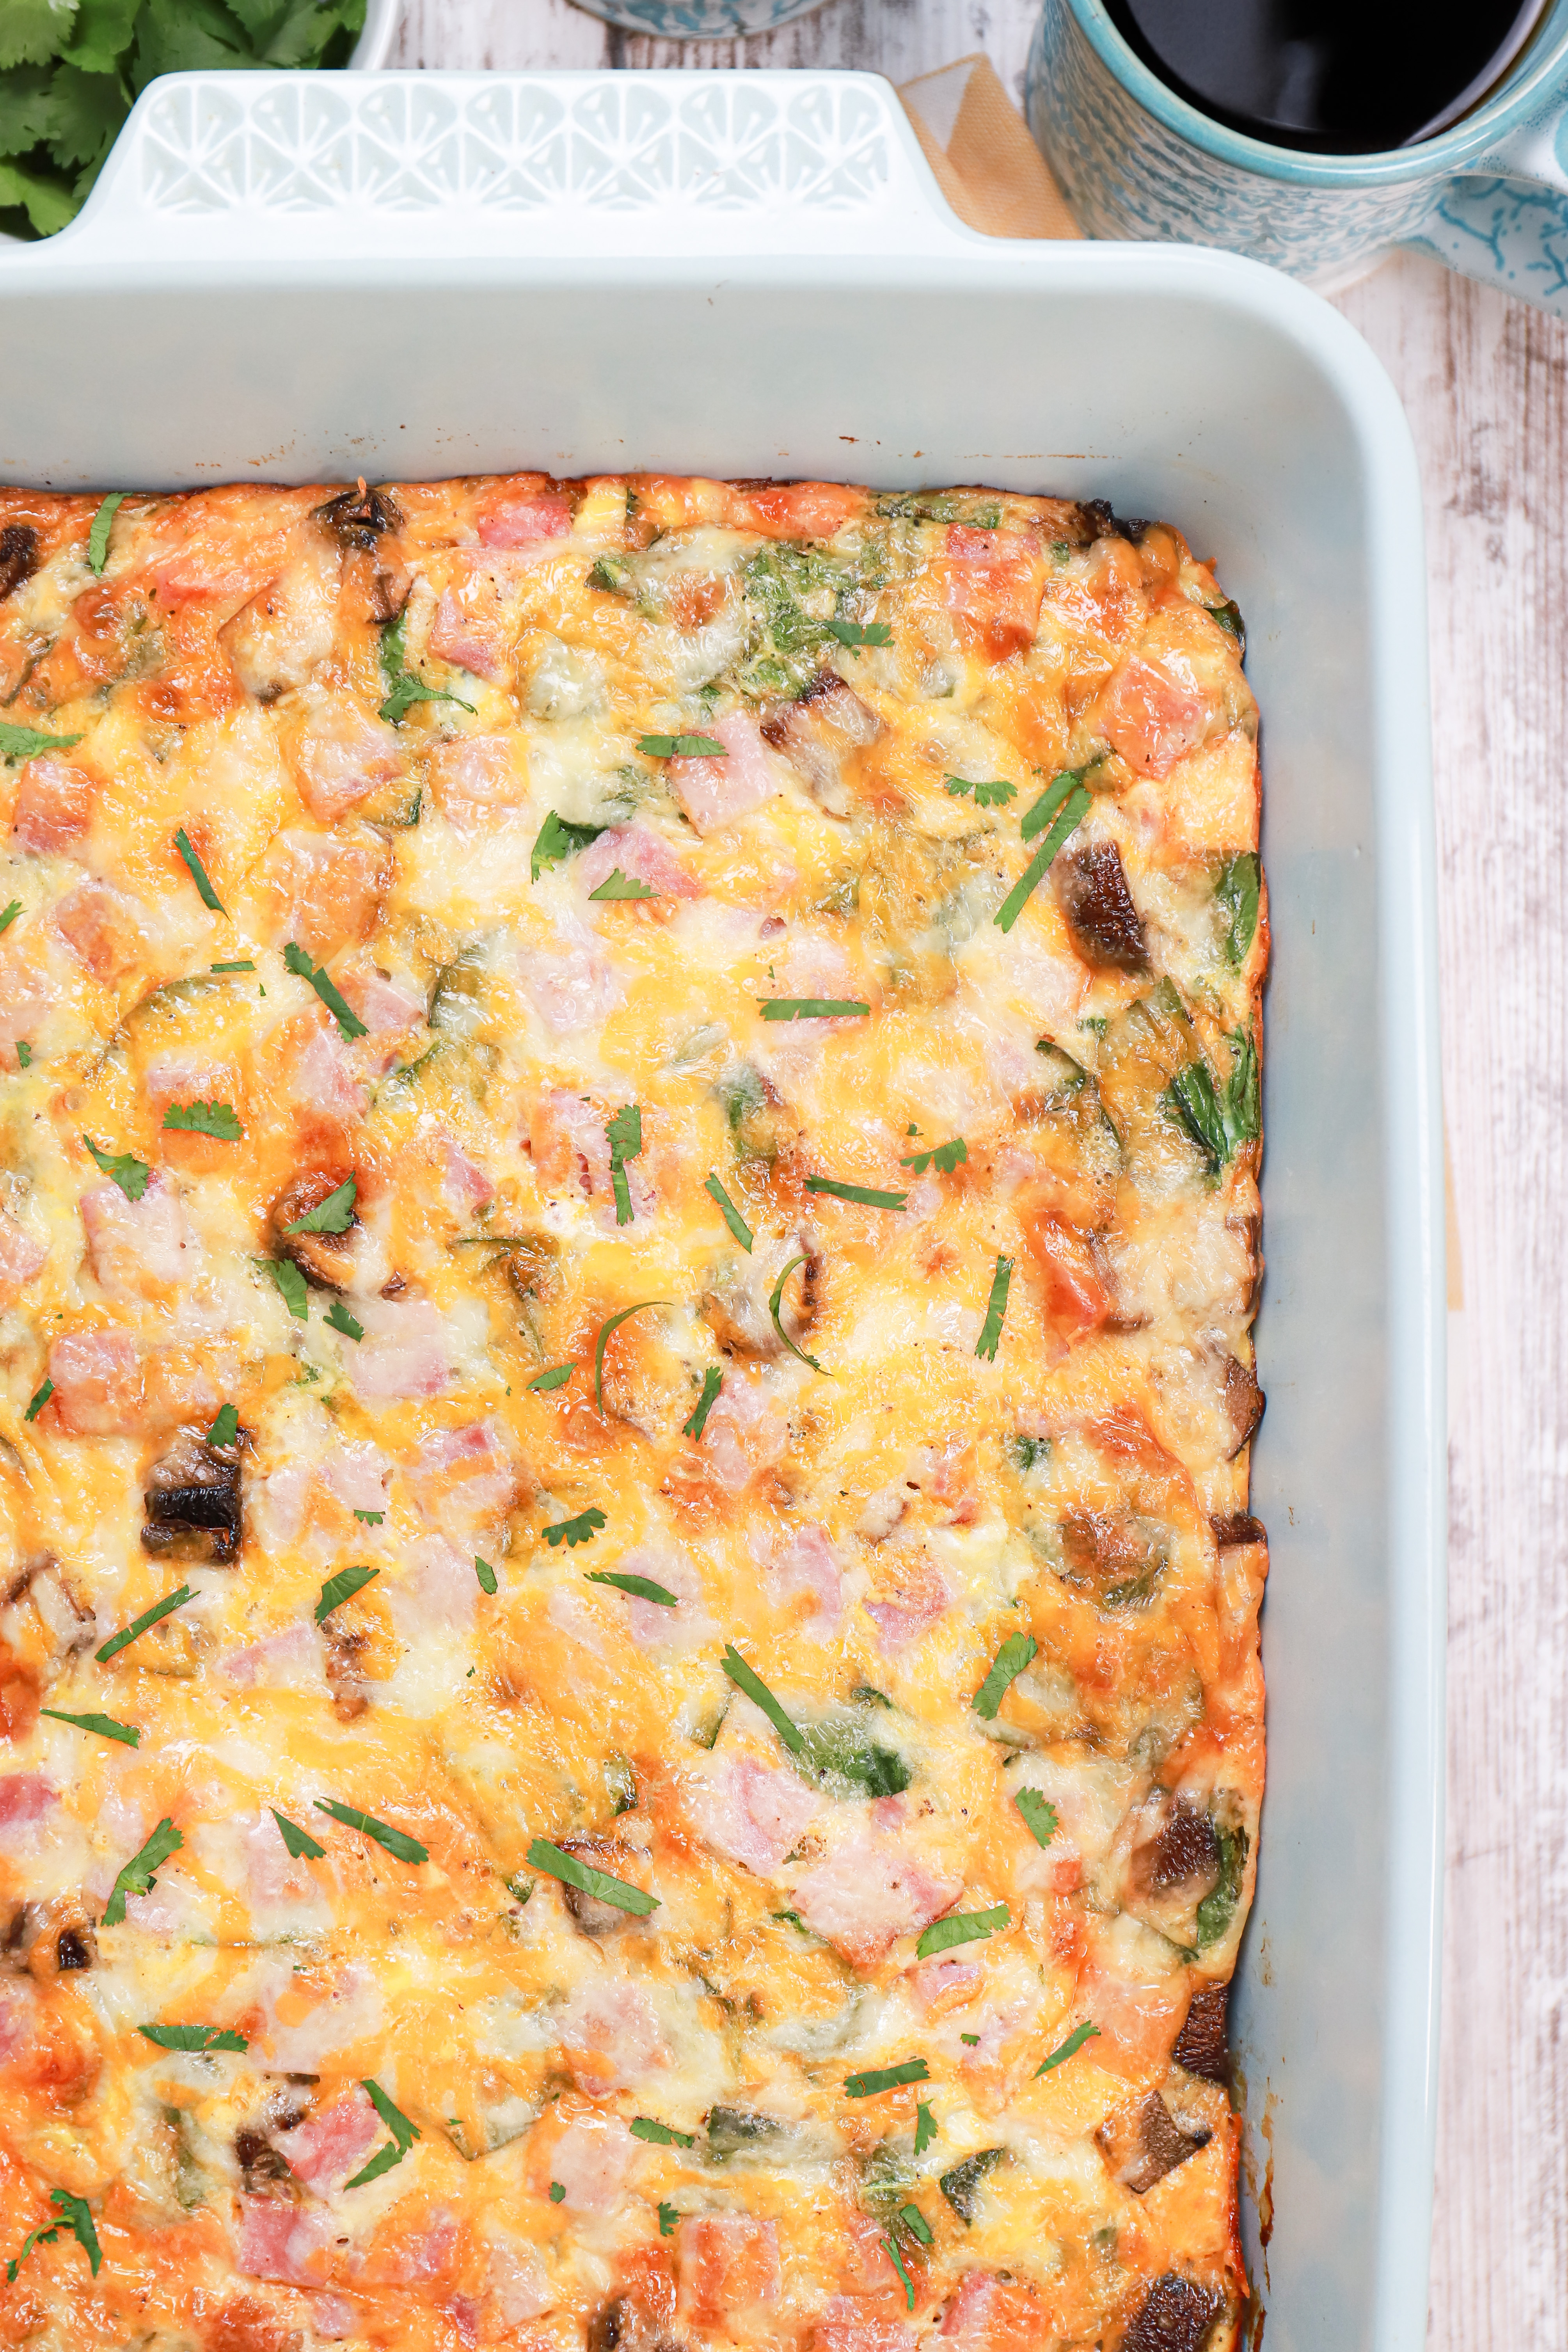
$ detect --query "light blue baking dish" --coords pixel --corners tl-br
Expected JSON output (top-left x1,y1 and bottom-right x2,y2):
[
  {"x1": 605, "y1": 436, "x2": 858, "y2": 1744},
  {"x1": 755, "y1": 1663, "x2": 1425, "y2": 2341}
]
[{"x1": 0, "y1": 70, "x2": 1445, "y2": 2350}]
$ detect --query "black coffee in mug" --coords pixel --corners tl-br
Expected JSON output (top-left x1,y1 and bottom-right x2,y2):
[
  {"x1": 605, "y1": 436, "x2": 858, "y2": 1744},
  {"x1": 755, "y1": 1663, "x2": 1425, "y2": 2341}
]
[{"x1": 1102, "y1": 0, "x2": 1551, "y2": 151}]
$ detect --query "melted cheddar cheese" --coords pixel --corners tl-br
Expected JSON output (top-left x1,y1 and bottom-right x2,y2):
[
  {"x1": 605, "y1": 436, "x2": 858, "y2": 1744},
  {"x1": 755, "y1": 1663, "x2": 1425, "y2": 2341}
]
[{"x1": 0, "y1": 475, "x2": 1266, "y2": 2352}]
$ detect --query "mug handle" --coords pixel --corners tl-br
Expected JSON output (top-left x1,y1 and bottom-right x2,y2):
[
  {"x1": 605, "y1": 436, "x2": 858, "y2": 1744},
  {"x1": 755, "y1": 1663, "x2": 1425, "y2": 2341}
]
[{"x1": 1410, "y1": 110, "x2": 1568, "y2": 313}]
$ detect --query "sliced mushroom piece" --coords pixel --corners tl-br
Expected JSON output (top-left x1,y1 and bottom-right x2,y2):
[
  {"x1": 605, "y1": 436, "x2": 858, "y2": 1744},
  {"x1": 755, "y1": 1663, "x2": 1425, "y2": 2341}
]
[
  {"x1": 324, "y1": 1624, "x2": 368, "y2": 1723},
  {"x1": 315, "y1": 483, "x2": 405, "y2": 551},
  {"x1": 1172, "y1": 1979, "x2": 1230, "y2": 2085},
  {"x1": 588, "y1": 2292, "x2": 687, "y2": 2352},
  {"x1": 0, "y1": 524, "x2": 39, "y2": 604},
  {"x1": 1096, "y1": 2090, "x2": 1212, "y2": 2196},
  {"x1": 1055, "y1": 840, "x2": 1150, "y2": 972},
  {"x1": 233, "y1": 2126, "x2": 293, "y2": 2192},
  {"x1": 1219, "y1": 1354, "x2": 1265, "y2": 1457},
  {"x1": 1058, "y1": 1508, "x2": 1168, "y2": 1610},
  {"x1": 1210, "y1": 1512, "x2": 1265, "y2": 1550},
  {"x1": 1130, "y1": 1796, "x2": 1221, "y2": 1899},
  {"x1": 142, "y1": 1428, "x2": 242, "y2": 1564},
  {"x1": 762, "y1": 671, "x2": 882, "y2": 819},
  {"x1": 1122, "y1": 2271, "x2": 1224, "y2": 2352},
  {"x1": 271, "y1": 1170, "x2": 359, "y2": 1291},
  {"x1": 55, "y1": 1924, "x2": 95, "y2": 1972}
]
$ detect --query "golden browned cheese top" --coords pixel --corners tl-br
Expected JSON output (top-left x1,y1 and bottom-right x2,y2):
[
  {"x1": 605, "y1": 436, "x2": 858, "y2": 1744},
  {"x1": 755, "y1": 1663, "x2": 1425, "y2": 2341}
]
[{"x1": 0, "y1": 474, "x2": 1266, "y2": 2352}]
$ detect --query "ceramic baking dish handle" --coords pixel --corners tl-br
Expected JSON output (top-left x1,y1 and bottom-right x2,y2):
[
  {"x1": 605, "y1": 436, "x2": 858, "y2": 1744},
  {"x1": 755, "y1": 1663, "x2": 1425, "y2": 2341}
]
[{"x1": 42, "y1": 69, "x2": 976, "y2": 268}]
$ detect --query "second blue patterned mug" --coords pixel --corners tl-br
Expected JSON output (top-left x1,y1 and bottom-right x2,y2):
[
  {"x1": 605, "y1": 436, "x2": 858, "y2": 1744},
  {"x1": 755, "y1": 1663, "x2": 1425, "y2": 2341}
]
[{"x1": 1026, "y1": 0, "x2": 1568, "y2": 314}]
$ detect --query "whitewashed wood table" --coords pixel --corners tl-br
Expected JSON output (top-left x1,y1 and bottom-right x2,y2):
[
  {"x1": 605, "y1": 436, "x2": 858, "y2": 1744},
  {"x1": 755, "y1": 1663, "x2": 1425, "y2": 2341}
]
[{"x1": 396, "y1": 5, "x2": 1566, "y2": 2340}]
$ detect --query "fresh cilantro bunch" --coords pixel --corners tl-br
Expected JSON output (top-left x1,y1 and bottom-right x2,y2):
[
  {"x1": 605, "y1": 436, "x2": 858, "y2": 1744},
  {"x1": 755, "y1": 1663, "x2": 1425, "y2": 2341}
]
[{"x1": 0, "y1": 0, "x2": 367, "y2": 238}]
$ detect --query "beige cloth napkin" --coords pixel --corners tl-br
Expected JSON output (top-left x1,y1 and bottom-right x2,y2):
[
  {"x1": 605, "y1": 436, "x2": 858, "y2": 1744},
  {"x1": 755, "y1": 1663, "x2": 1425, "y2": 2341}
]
[
  {"x1": 894, "y1": 60, "x2": 1467, "y2": 1332},
  {"x1": 898, "y1": 55, "x2": 1080, "y2": 240}
]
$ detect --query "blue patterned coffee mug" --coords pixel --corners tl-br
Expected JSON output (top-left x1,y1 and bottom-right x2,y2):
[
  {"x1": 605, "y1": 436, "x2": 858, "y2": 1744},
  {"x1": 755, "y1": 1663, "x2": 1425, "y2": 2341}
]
[
  {"x1": 567, "y1": 0, "x2": 827, "y2": 32},
  {"x1": 1026, "y1": 0, "x2": 1568, "y2": 311}
]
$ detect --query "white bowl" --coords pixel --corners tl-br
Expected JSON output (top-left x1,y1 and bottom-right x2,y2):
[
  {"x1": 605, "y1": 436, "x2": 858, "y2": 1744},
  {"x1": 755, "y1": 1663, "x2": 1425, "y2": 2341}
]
[{"x1": 350, "y1": 0, "x2": 403, "y2": 68}]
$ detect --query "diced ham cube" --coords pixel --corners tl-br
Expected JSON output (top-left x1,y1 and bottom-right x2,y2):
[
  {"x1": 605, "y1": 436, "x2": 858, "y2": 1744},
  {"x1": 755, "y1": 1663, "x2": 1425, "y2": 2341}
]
[
  {"x1": 670, "y1": 709, "x2": 778, "y2": 836},
  {"x1": 428, "y1": 734, "x2": 524, "y2": 830},
  {"x1": 790, "y1": 1832, "x2": 962, "y2": 1969},
  {"x1": 544, "y1": 2113, "x2": 635, "y2": 2215},
  {"x1": 277, "y1": 2089, "x2": 380, "y2": 2192},
  {"x1": 1022, "y1": 1207, "x2": 1115, "y2": 1352},
  {"x1": 483, "y1": 2239, "x2": 554, "y2": 2324},
  {"x1": 290, "y1": 704, "x2": 403, "y2": 821},
  {"x1": 348, "y1": 1298, "x2": 453, "y2": 1402},
  {"x1": 1098, "y1": 652, "x2": 1211, "y2": 778},
  {"x1": 221, "y1": 1623, "x2": 323, "y2": 1693},
  {"x1": 613, "y1": 1545, "x2": 715, "y2": 1650},
  {"x1": 11, "y1": 756, "x2": 94, "y2": 853},
  {"x1": 143, "y1": 1055, "x2": 240, "y2": 1123},
  {"x1": 0, "y1": 952, "x2": 53, "y2": 1069},
  {"x1": 80, "y1": 1169, "x2": 193, "y2": 1302},
  {"x1": 47, "y1": 1328, "x2": 142, "y2": 1434},
  {"x1": 0, "y1": 1208, "x2": 45, "y2": 1296},
  {"x1": 0, "y1": 1774, "x2": 57, "y2": 1853},
  {"x1": 528, "y1": 1088, "x2": 649, "y2": 1219},
  {"x1": 408, "y1": 1424, "x2": 514, "y2": 1536},
  {"x1": 391, "y1": 1536, "x2": 478, "y2": 1640},
  {"x1": 676, "y1": 2216, "x2": 781, "y2": 2333},
  {"x1": 428, "y1": 587, "x2": 507, "y2": 682},
  {"x1": 435, "y1": 1134, "x2": 494, "y2": 1215},
  {"x1": 811, "y1": 2300, "x2": 918, "y2": 2352},
  {"x1": 265, "y1": 825, "x2": 391, "y2": 955},
  {"x1": 520, "y1": 925, "x2": 625, "y2": 1038},
  {"x1": 739, "y1": 482, "x2": 862, "y2": 540},
  {"x1": 687, "y1": 1753, "x2": 820, "y2": 1878},
  {"x1": 938, "y1": 2272, "x2": 1043, "y2": 2348},
  {"x1": 559, "y1": 1979, "x2": 665, "y2": 2095},
  {"x1": 943, "y1": 525, "x2": 1046, "y2": 659},
  {"x1": 477, "y1": 487, "x2": 573, "y2": 549},
  {"x1": 910, "y1": 1955, "x2": 984, "y2": 2015},
  {"x1": 1073, "y1": 1946, "x2": 1187, "y2": 2077},
  {"x1": 694, "y1": 1371, "x2": 791, "y2": 1494},
  {"x1": 764, "y1": 1522, "x2": 844, "y2": 1632},
  {"x1": 865, "y1": 1555, "x2": 952, "y2": 1654},
  {"x1": 318, "y1": 1440, "x2": 394, "y2": 1519},
  {"x1": 236, "y1": 2199, "x2": 337, "y2": 2287},
  {"x1": 578, "y1": 823, "x2": 701, "y2": 902},
  {"x1": 371, "y1": 2214, "x2": 459, "y2": 2285},
  {"x1": 52, "y1": 876, "x2": 144, "y2": 983},
  {"x1": 284, "y1": 1016, "x2": 369, "y2": 1124},
  {"x1": 219, "y1": 544, "x2": 340, "y2": 699}
]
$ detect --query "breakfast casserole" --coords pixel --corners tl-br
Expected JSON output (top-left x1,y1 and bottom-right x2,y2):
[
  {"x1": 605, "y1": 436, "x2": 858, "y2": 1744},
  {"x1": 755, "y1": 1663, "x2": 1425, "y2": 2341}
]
[{"x1": 0, "y1": 473, "x2": 1266, "y2": 2352}]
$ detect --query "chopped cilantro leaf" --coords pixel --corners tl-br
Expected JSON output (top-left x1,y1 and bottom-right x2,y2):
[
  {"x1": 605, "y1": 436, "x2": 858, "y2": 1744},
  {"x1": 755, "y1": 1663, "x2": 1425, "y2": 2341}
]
[
  {"x1": 973, "y1": 1631, "x2": 1038, "y2": 1720},
  {"x1": 474, "y1": 1555, "x2": 497, "y2": 1594},
  {"x1": 899, "y1": 2203, "x2": 934, "y2": 2246},
  {"x1": 997, "y1": 779, "x2": 1092, "y2": 933},
  {"x1": 103, "y1": 1817, "x2": 183, "y2": 1926},
  {"x1": 607, "y1": 1103, "x2": 643, "y2": 1226},
  {"x1": 83, "y1": 1134, "x2": 149, "y2": 1200},
  {"x1": 975, "y1": 1254, "x2": 1012, "y2": 1361},
  {"x1": 720, "y1": 1647, "x2": 804, "y2": 1754},
  {"x1": 5, "y1": 2189, "x2": 100, "y2": 2284},
  {"x1": 1014, "y1": 1788, "x2": 1059, "y2": 1846},
  {"x1": 768, "y1": 1253, "x2": 827, "y2": 1374},
  {"x1": 961, "y1": 2032, "x2": 981, "y2": 2045},
  {"x1": 544, "y1": 1506, "x2": 607, "y2": 1549},
  {"x1": 283, "y1": 942, "x2": 368, "y2": 1039},
  {"x1": 354, "y1": 1508, "x2": 384, "y2": 1525},
  {"x1": 945, "y1": 775, "x2": 1016, "y2": 806},
  {"x1": 758, "y1": 996, "x2": 870, "y2": 1021},
  {"x1": 589, "y1": 867, "x2": 657, "y2": 901},
  {"x1": 826, "y1": 617, "x2": 893, "y2": 653},
  {"x1": 900, "y1": 1136, "x2": 967, "y2": 1175},
  {"x1": 549, "y1": 2180, "x2": 566, "y2": 2202},
  {"x1": 137, "y1": 2021, "x2": 247, "y2": 2053},
  {"x1": 526, "y1": 1836, "x2": 658, "y2": 1915},
  {"x1": 916, "y1": 1903, "x2": 1009, "y2": 1959},
  {"x1": 97, "y1": 1584, "x2": 193, "y2": 1663},
  {"x1": 325, "y1": 1300, "x2": 364, "y2": 1341},
  {"x1": 586, "y1": 1569, "x2": 678, "y2": 1606},
  {"x1": 527, "y1": 1361, "x2": 575, "y2": 1391},
  {"x1": 378, "y1": 610, "x2": 475, "y2": 724},
  {"x1": 39, "y1": 1707, "x2": 139, "y2": 1747},
  {"x1": 1035, "y1": 2022, "x2": 1101, "y2": 2075},
  {"x1": 683, "y1": 1364, "x2": 723, "y2": 1441},
  {"x1": 531, "y1": 808, "x2": 604, "y2": 881},
  {"x1": 23, "y1": 1379, "x2": 52, "y2": 1422},
  {"x1": 0, "y1": 901, "x2": 20, "y2": 933},
  {"x1": 346, "y1": 2080, "x2": 421, "y2": 2187},
  {"x1": 263, "y1": 1257, "x2": 309, "y2": 1320},
  {"x1": 659, "y1": 2201, "x2": 679, "y2": 2236},
  {"x1": 883, "y1": 2237, "x2": 915, "y2": 2311},
  {"x1": 271, "y1": 1809, "x2": 326, "y2": 1861},
  {"x1": 87, "y1": 492, "x2": 125, "y2": 576},
  {"x1": 704, "y1": 1173, "x2": 754, "y2": 1252},
  {"x1": 914, "y1": 2102, "x2": 938, "y2": 2154},
  {"x1": 315, "y1": 1564, "x2": 378, "y2": 1624},
  {"x1": 210, "y1": 957, "x2": 255, "y2": 972},
  {"x1": 845, "y1": 2059, "x2": 929, "y2": 2098},
  {"x1": 162, "y1": 1099, "x2": 241, "y2": 1140},
  {"x1": 638, "y1": 732, "x2": 726, "y2": 758},
  {"x1": 207, "y1": 1403, "x2": 238, "y2": 1447},
  {"x1": 285, "y1": 1178, "x2": 356, "y2": 1234},
  {"x1": 15, "y1": 1041, "x2": 30, "y2": 1067},
  {"x1": 631, "y1": 2116, "x2": 694, "y2": 2147},
  {"x1": 805, "y1": 1174, "x2": 907, "y2": 1210},
  {"x1": 313, "y1": 1800, "x2": 428, "y2": 1865},
  {"x1": 0, "y1": 720, "x2": 83, "y2": 763},
  {"x1": 172, "y1": 826, "x2": 225, "y2": 914},
  {"x1": 594, "y1": 1299, "x2": 669, "y2": 1414}
]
